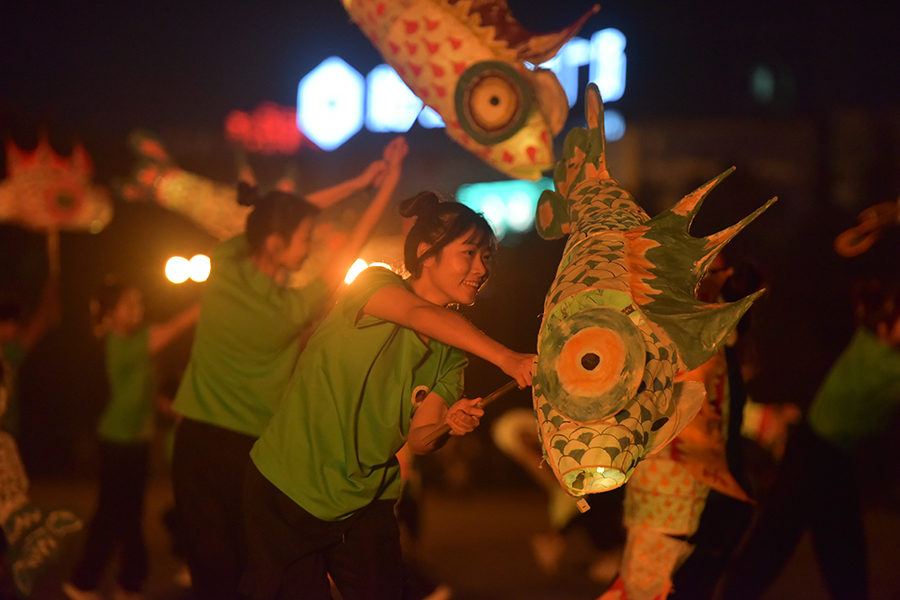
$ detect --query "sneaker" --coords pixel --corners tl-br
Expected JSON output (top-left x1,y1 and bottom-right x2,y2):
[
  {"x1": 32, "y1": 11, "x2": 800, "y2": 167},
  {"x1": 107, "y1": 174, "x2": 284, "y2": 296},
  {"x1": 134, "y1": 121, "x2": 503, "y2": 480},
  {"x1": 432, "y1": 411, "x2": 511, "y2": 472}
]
[{"x1": 62, "y1": 582, "x2": 103, "y2": 600}]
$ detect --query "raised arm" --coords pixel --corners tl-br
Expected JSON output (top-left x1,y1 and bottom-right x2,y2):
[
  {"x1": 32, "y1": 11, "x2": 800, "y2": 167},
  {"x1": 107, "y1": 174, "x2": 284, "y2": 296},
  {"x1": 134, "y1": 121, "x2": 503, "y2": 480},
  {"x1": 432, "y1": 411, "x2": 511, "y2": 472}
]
[
  {"x1": 305, "y1": 159, "x2": 387, "y2": 209},
  {"x1": 363, "y1": 284, "x2": 535, "y2": 388},
  {"x1": 19, "y1": 273, "x2": 62, "y2": 353},
  {"x1": 318, "y1": 136, "x2": 408, "y2": 292},
  {"x1": 148, "y1": 304, "x2": 200, "y2": 355}
]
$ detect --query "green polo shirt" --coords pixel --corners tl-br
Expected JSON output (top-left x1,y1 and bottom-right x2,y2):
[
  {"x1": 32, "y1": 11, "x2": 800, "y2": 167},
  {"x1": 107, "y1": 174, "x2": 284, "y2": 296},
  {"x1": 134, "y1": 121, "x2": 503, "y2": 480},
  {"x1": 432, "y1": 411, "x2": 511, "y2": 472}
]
[
  {"x1": 808, "y1": 327, "x2": 900, "y2": 451},
  {"x1": 251, "y1": 267, "x2": 467, "y2": 521},
  {"x1": 173, "y1": 234, "x2": 331, "y2": 437},
  {"x1": 98, "y1": 327, "x2": 156, "y2": 443}
]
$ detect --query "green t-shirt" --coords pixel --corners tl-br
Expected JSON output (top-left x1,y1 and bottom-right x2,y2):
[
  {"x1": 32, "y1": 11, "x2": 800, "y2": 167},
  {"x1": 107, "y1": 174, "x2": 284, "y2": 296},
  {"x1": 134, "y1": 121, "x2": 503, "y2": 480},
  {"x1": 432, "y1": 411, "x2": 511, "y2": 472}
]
[
  {"x1": 251, "y1": 267, "x2": 467, "y2": 521},
  {"x1": 98, "y1": 327, "x2": 156, "y2": 443},
  {"x1": 808, "y1": 328, "x2": 900, "y2": 451},
  {"x1": 173, "y1": 234, "x2": 331, "y2": 437}
]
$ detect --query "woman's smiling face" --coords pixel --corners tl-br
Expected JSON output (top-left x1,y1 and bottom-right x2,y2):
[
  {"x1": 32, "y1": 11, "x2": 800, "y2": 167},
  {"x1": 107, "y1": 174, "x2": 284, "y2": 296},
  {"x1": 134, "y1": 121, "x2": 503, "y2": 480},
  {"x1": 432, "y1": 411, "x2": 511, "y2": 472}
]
[{"x1": 420, "y1": 229, "x2": 493, "y2": 307}]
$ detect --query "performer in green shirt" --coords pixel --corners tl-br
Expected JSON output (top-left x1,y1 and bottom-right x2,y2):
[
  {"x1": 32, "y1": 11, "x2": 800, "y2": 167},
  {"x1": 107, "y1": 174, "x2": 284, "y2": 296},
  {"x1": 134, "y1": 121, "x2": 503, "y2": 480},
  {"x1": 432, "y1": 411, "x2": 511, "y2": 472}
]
[
  {"x1": 719, "y1": 278, "x2": 900, "y2": 600},
  {"x1": 64, "y1": 279, "x2": 198, "y2": 600},
  {"x1": 242, "y1": 192, "x2": 535, "y2": 600},
  {"x1": 171, "y1": 137, "x2": 408, "y2": 600}
]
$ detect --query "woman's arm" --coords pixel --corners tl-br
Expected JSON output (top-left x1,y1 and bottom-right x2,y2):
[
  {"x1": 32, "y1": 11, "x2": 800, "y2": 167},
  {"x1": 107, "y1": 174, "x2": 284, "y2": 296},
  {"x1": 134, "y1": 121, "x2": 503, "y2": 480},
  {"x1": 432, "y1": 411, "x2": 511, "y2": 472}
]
[
  {"x1": 19, "y1": 273, "x2": 61, "y2": 353},
  {"x1": 147, "y1": 304, "x2": 201, "y2": 355},
  {"x1": 318, "y1": 137, "x2": 408, "y2": 292},
  {"x1": 305, "y1": 159, "x2": 387, "y2": 209},
  {"x1": 363, "y1": 284, "x2": 535, "y2": 388},
  {"x1": 407, "y1": 394, "x2": 484, "y2": 455}
]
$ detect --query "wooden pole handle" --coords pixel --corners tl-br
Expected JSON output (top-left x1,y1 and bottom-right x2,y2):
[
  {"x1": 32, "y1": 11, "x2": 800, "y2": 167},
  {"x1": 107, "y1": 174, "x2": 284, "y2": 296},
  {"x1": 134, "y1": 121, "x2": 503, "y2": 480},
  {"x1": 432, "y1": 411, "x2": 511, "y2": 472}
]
[{"x1": 422, "y1": 379, "x2": 519, "y2": 446}]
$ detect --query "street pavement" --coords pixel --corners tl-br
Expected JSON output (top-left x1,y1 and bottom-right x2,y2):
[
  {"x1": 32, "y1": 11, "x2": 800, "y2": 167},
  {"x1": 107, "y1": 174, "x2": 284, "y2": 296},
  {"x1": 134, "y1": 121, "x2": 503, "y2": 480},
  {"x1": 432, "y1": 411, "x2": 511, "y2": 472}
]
[{"x1": 23, "y1": 473, "x2": 900, "y2": 600}]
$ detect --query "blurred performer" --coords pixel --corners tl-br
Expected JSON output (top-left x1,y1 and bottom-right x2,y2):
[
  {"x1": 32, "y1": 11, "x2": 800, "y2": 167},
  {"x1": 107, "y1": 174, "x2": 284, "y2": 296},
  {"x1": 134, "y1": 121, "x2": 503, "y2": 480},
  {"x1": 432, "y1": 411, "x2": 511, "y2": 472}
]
[
  {"x1": 666, "y1": 257, "x2": 766, "y2": 600},
  {"x1": 171, "y1": 138, "x2": 407, "y2": 600},
  {"x1": 0, "y1": 272, "x2": 61, "y2": 437},
  {"x1": 0, "y1": 274, "x2": 82, "y2": 598},
  {"x1": 718, "y1": 278, "x2": 900, "y2": 600},
  {"x1": 63, "y1": 279, "x2": 198, "y2": 600},
  {"x1": 599, "y1": 254, "x2": 763, "y2": 600}
]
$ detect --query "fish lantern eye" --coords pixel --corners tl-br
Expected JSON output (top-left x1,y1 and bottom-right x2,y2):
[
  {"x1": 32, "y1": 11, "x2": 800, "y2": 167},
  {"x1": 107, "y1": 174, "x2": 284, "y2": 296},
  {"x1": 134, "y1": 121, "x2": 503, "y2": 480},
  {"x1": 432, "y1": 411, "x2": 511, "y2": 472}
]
[
  {"x1": 455, "y1": 61, "x2": 531, "y2": 144},
  {"x1": 537, "y1": 307, "x2": 645, "y2": 422},
  {"x1": 45, "y1": 185, "x2": 83, "y2": 217}
]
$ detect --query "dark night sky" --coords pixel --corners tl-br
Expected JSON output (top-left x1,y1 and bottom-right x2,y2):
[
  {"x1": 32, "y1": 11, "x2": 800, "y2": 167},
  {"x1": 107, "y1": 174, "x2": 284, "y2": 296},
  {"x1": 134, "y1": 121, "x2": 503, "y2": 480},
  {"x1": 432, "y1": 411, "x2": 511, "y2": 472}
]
[{"x1": 2, "y1": 1, "x2": 900, "y2": 478}]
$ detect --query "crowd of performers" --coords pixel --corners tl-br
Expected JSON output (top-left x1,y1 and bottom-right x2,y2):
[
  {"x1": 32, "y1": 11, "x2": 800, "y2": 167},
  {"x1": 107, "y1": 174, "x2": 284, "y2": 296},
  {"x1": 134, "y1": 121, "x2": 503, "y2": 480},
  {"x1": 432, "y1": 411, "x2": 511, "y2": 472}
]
[{"x1": 1, "y1": 132, "x2": 899, "y2": 600}]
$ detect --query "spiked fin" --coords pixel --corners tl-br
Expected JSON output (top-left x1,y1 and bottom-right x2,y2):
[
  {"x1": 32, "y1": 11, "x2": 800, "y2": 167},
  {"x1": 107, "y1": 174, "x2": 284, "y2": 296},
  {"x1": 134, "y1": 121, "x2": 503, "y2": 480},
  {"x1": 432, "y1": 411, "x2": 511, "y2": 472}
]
[
  {"x1": 654, "y1": 168, "x2": 736, "y2": 230},
  {"x1": 581, "y1": 84, "x2": 608, "y2": 178},
  {"x1": 127, "y1": 130, "x2": 174, "y2": 167},
  {"x1": 640, "y1": 291, "x2": 764, "y2": 371},
  {"x1": 513, "y1": 5, "x2": 600, "y2": 64}
]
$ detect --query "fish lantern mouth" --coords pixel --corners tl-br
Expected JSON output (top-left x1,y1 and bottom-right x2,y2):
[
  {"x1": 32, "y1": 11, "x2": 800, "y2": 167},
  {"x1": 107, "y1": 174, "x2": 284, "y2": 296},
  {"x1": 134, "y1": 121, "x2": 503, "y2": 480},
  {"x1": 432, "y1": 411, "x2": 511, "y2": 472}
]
[
  {"x1": 537, "y1": 307, "x2": 645, "y2": 422},
  {"x1": 561, "y1": 465, "x2": 628, "y2": 494}
]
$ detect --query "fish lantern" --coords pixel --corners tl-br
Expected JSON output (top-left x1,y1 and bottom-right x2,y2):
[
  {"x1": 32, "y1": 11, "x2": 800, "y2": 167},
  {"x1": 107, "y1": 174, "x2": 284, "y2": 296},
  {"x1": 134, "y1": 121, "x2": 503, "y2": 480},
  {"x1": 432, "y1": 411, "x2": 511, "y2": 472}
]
[
  {"x1": 0, "y1": 137, "x2": 112, "y2": 234},
  {"x1": 339, "y1": 0, "x2": 598, "y2": 180},
  {"x1": 533, "y1": 83, "x2": 776, "y2": 498},
  {"x1": 121, "y1": 130, "x2": 251, "y2": 241}
]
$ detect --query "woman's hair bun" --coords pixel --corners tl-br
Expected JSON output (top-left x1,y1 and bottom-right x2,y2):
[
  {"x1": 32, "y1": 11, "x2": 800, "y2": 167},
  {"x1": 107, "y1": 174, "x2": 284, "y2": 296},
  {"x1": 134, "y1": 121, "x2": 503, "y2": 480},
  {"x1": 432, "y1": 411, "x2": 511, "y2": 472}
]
[
  {"x1": 398, "y1": 191, "x2": 441, "y2": 219},
  {"x1": 237, "y1": 181, "x2": 261, "y2": 207}
]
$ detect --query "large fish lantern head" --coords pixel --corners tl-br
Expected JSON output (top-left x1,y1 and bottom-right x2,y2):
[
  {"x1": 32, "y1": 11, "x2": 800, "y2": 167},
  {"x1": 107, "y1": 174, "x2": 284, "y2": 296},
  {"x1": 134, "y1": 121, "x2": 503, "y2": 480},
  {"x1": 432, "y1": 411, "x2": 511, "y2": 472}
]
[
  {"x1": 534, "y1": 84, "x2": 776, "y2": 497},
  {"x1": 0, "y1": 138, "x2": 112, "y2": 233},
  {"x1": 340, "y1": 0, "x2": 598, "y2": 180}
]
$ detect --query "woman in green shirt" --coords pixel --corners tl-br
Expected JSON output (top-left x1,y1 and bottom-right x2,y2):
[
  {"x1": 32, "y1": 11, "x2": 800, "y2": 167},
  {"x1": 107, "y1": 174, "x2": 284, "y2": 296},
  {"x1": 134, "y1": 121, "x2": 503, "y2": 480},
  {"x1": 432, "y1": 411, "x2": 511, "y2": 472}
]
[
  {"x1": 171, "y1": 138, "x2": 407, "y2": 600},
  {"x1": 243, "y1": 192, "x2": 535, "y2": 600},
  {"x1": 64, "y1": 278, "x2": 199, "y2": 600}
]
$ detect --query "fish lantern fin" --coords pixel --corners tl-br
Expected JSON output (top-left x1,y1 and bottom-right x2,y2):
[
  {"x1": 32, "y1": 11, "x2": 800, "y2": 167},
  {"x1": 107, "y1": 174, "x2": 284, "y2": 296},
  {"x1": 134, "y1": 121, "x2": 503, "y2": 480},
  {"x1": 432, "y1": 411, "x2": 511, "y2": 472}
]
[
  {"x1": 121, "y1": 130, "x2": 177, "y2": 202},
  {"x1": 639, "y1": 292, "x2": 763, "y2": 371},
  {"x1": 535, "y1": 188, "x2": 571, "y2": 239},
  {"x1": 513, "y1": 4, "x2": 601, "y2": 64},
  {"x1": 633, "y1": 171, "x2": 777, "y2": 370},
  {"x1": 645, "y1": 379, "x2": 706, "y2": 454},
  {"x1": 531, "y1": 68, "x2": 569, "y2": 136}
]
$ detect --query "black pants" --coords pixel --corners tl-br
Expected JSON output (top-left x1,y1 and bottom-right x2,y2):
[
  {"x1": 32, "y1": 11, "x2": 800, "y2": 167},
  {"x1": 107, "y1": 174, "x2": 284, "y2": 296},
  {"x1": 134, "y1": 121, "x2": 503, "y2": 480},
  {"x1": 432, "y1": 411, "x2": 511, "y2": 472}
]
[
  {"x1": 717, "y1": 423, "x2": 868, "y2": 600},
  {"x1": 241, "y1": 461, "x2": 405, "y2": 600},
  {"x1": 668, "y1": 491, "x2": 754, "y2": 600},
  {"x1": 172, "y1": 418, "x2": 256, "y2": 600},
  {"x1": 71, "y1": 441, "x2": 149, "y2": 593}
]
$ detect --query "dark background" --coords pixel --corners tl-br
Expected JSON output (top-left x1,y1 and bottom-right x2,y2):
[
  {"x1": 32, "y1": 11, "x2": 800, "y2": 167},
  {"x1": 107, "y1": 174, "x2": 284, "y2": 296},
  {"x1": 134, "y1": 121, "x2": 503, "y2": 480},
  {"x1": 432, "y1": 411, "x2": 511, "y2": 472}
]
[{"x1": 2, "y1": 0, "x2": 900, "y2": 485}]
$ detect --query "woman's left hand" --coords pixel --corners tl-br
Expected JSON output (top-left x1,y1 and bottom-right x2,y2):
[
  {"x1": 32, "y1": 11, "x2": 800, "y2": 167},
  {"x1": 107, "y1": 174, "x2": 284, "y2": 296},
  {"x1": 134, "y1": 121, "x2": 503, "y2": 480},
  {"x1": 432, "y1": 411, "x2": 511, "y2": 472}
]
[
  {"x1": 358, "y1": 159, "x2": 388, "y2": 187},
  {"x1": 445, "y1": 397, "x2": 485, "y2": 436}
]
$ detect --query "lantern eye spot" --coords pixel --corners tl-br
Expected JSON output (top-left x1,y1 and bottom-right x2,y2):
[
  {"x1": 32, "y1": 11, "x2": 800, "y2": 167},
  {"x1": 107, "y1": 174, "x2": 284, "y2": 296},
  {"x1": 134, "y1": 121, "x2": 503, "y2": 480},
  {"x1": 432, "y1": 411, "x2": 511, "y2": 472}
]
[
  {"x1": 581, "y1": 353, "x2": 600, "y2": 370},
  {"x1": 455, "y1": 61, "x2": 532, "y2": 145}
]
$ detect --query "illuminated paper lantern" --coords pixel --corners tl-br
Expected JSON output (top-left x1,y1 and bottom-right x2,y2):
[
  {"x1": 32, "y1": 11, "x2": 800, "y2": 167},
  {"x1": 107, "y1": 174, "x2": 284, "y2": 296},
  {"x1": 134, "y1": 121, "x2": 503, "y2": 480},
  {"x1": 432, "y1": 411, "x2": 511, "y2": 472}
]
[
  {"x1": 533, "y1": 83, "x2": 776, "y2": 498},
  {"x1": 602, "y1": 350, "x2": 752, "y2": 600},
  {"x1": 122, "y1": 130, "x2": 251, "y2": 241},
  {"x1": 0, "y1": 137, "x2": 112, "y2": 234},
  {"x1": 339, "y1": 0, "x2": 598, "y2": 180},
  {"x1": 225, "y1": 102, "x2": 315, "y2": 155}
]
